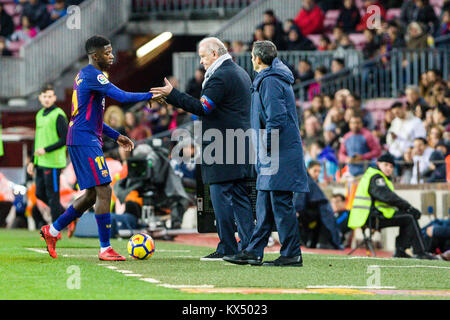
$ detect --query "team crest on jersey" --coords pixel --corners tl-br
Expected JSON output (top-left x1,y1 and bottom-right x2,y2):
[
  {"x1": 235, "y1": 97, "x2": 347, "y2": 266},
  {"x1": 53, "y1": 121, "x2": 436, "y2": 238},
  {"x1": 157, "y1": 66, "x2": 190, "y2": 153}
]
[
  {"x1": 101, "y1": 170, "x2": 109, "y2": 177},
  {"x1": 97, "y1": 74, "x2": 109, "y2": 85}
]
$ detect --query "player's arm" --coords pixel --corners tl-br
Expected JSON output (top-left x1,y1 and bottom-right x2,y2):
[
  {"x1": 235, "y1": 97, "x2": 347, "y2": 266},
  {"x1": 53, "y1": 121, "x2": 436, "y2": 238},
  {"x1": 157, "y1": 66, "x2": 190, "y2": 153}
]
[
  {"x1": 88, "y1": 72, "x2": 153, "y2": 103},
  {"x1": 150, "y1": 77, "x2": 225, "y2": 116},
  {"x1": 105, "y1": 83, "x2": 153, "y2": 104},
  {"x1": 103, "y1": 123, "x2": 134, "y2": 152}
]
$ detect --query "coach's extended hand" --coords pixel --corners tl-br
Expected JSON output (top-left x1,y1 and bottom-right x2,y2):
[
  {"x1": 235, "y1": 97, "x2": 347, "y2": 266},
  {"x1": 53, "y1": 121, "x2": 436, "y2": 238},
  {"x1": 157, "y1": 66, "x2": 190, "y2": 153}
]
[
  {"x1": 150, "y1": 77, "x2": 173, "y2": 97},
  {"x1": 116, "y1": 135, "x2": 134, "y2": 152}
]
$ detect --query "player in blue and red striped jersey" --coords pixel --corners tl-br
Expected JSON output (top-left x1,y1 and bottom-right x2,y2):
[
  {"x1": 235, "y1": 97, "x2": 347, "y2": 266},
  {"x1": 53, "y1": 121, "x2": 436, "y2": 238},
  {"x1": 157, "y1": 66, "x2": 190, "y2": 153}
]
[{"x1": 40, "y1": 35, "x2": 162, "y2": 261}]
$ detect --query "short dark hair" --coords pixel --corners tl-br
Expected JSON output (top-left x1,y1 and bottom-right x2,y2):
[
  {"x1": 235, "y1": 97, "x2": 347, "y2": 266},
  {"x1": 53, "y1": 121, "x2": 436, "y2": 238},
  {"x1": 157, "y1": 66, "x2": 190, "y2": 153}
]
[
  {"x1": 85, "y1": 35, "x2": 110, "y2": 55},
  {"x1": 264, "y1": 9, "x2": 275, "y2": 17},
  {"x1": 332, "y1": 193, "x2": 346, "y2": 202},
  {"x1": 315, "y1": 66, "x2": 328, "y2": 75},
  {"x1": 252, "y1": 40, "x2": 277, "y2": 66},
  {"x1": 40, "y1": 83, "x2": 55, "y2": 94},
  {"x1": 428, "y1": 68, "x2": 442, "y2": 79},
  {"x1": 390, "y1": 101, "x2": 403, "y2": 109},
  {"x1": 414, "y1": 137, "x2": 427, "y2": 145},
  {"x1": 332, "y1": 58, "x2": 345, "y2": 67},
  {"x1": 350, "y1": 92, "x2": 361, "y2": 101},
  {"x1": 308, "y1": 160, "x2": 321, "y2": 170},
  {"x1": 299, "y1": 59, "x2": 311, "y2": 66}
]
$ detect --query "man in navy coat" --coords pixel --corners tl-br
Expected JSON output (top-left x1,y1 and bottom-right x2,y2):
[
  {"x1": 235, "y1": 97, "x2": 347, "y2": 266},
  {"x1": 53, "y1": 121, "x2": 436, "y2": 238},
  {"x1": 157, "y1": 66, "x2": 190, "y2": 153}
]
[
  {"x1": 150, "y1": 37, "x2": 255, "y2": 260},
  {"x1": 224, "y1": 41, "x2": 309, "y2": 267}
]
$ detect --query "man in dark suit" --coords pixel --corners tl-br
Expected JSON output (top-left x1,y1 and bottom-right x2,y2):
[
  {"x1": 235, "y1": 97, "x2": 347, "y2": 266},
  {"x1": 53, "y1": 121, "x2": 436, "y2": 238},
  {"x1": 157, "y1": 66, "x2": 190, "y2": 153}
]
[
  {"x1": 224, "y1": 41, "x2": 309, "y2": 267},
  {"x1": 150, "y1": 37, "x2": 255, "y2": 260}
]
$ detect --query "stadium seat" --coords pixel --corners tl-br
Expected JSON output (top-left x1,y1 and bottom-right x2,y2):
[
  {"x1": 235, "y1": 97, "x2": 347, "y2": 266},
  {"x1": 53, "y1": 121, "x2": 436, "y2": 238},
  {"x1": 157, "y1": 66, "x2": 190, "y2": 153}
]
[
  {"x1": 306, "y1": 34, "x2": 322, "y2": 47},
  {"x1": 386, "y1": 8, "x2": 401, "y2": 21},
  {"x1": 429, "y1": 0, "x2": 444, "y2": 7},
  {"x1": 324, "y1": 10, "x2": 340, "y2": 31},
  {"x1": 348, "y1": 33, "x2": 366, "y2": 51}
]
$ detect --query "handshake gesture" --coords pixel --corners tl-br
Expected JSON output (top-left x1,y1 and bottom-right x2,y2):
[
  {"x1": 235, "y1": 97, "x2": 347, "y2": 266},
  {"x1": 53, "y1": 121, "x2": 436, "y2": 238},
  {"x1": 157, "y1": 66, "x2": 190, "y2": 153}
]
[{"x1": 148, "y1": 77, "x2": 174, "y2": 107}]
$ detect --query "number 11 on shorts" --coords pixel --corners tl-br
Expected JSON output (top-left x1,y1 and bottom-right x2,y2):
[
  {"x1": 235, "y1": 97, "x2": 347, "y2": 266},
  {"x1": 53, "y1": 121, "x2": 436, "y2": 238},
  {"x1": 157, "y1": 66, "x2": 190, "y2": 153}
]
[{"x1": 95, "y1": 156, "x2": 106, "y2": 170}]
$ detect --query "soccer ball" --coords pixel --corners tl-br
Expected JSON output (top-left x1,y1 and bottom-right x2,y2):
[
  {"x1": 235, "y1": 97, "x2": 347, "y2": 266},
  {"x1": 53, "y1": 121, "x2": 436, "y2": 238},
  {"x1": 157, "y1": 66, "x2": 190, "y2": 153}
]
[{"x1": 127, "y1": 233, "x2": 155, "y2": 260}]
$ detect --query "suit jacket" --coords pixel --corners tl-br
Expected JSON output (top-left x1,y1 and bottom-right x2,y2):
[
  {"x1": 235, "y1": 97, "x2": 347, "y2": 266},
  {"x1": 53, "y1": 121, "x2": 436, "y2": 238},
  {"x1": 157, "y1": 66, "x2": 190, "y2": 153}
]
[{"x1": 166, "y1": 59, "x2": 253, "y2": 184}]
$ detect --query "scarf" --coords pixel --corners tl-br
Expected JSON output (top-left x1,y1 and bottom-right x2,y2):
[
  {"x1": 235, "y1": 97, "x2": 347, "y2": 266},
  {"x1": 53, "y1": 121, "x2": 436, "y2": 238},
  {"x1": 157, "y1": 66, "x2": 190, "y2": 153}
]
[{"x1": 202, "y1": 53, "x2": 232, "y2": 89}]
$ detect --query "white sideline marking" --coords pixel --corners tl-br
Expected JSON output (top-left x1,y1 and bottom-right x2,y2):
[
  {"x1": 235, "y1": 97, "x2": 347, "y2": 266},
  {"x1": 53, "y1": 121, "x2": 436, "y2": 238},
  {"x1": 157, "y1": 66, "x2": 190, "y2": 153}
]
[
  {"x1": 369, "y1": 264, "x2": 450, "y2": 270},
  {"x1": 26, "y1": 248, "x2": 48, "y2": 254},
  {"x1": 157, "y1": 249, "x2": 191, "y2": 253},
  {"x1": 140, "y1": 278, "x2": 160, "y2": 284},
  {"x1": 307, "y1": 285, "x2": 396, "y2": 289},
  {"x1": 124, "y1": 274, "x2": 143, "y2": 277},
  {"x1": 115, "y1": 270, "x2": 134, "y2": 274},
  {"x1": 326, "y1": 256, "x2": 394, "y2": 261},
  {"x1": 157, "y1": 284, "x2": 214, "y2": 289}
]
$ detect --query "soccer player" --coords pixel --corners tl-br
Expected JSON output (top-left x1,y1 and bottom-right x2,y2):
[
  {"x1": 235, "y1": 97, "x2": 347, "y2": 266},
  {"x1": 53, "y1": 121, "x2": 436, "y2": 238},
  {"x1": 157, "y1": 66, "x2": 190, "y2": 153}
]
[{"x1": 40, "y1": 35, "x2": 160, "y2": 261}]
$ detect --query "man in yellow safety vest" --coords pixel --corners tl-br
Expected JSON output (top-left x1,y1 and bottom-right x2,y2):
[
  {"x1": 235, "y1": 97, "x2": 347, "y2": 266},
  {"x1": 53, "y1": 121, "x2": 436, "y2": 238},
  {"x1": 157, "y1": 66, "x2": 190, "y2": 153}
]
[{"x1": 348, "y1": 153, "x2": 436, "y2": 260}]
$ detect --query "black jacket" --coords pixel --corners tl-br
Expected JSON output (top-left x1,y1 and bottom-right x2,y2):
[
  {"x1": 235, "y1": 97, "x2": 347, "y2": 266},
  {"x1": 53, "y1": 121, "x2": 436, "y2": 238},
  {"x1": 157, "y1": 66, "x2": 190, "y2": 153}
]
[
  {"x1": 166, "y1": 59, "x2": 253, "y2": 184},
  {"x1": 368, "y1": 173, "x2": 411, "y2": 212},
  {"x1": 336, "y1": 5, "x2": 361, "y2": 33},
  {"x1": 0, "y1": 10, "x2": 14, "y2": 38}
]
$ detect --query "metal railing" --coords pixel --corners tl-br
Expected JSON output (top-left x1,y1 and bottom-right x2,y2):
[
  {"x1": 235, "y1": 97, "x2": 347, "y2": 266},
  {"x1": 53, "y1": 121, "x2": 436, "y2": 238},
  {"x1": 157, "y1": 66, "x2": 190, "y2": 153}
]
[
  {"x1": 293, "y1": 48, "x2": 450, "y2": 101},
  {"x1": 213, "y1": 0, "x2": 303, "y2": 42},
  {"x1": 132, "y1": 0, "x2": 254, "y2": 18},
  {"x1": 0, "y1": 57, "x2": 24, "y2": 98},
  {"x1": 173, "y1": 49, "x2": 362, "y2": 91},
  {"x1": 0, "y1": 0, "x2": 130, "y2": 99}
]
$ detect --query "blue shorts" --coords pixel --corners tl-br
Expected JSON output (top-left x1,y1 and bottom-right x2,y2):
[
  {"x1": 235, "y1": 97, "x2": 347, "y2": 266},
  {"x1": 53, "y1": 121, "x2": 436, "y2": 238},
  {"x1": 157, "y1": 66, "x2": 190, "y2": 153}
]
[{"x1": 68, "y1": 145, "x2": 111, "y2": 190}]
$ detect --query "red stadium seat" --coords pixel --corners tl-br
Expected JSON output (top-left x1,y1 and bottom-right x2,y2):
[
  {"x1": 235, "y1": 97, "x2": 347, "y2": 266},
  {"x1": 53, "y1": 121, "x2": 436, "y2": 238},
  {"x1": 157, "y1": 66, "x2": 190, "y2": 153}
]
[
  {"x1": 386, "y1": 8, "x2": 401, "y2": 21},
  {"x1": 324, "y1": 10, "x2": 340, "y2": 30},
  {"x1": 348, "y1": 33, "x2": 366, "y2": 51}
]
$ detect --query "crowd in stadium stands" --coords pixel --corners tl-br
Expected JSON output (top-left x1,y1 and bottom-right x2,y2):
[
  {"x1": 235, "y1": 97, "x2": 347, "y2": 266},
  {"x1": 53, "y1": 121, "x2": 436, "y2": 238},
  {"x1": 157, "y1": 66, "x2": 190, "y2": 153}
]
[
  {"x1": 0, "y1": 0, "x2": 84, "y2": 56},
  {"x1": 97, "y1": 0, "x2": 450, "y2": 188}
]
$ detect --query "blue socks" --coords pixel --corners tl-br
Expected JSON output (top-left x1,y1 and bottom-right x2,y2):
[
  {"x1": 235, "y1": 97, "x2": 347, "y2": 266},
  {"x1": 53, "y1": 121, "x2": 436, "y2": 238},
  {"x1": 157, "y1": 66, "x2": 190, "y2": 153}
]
[
  {"x1": 52, "y1": 205, "x2": 83, "y2": 232},
  {"x1": 95, "y1": 213, "x2": 111, "y2": 249}
]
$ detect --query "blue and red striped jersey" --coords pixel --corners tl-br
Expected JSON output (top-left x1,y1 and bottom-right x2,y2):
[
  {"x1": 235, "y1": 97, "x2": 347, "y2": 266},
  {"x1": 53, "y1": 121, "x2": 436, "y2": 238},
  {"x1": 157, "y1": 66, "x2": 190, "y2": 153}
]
[{"x1": 67, "y1": 64, "x2": 153, "y2": 147}]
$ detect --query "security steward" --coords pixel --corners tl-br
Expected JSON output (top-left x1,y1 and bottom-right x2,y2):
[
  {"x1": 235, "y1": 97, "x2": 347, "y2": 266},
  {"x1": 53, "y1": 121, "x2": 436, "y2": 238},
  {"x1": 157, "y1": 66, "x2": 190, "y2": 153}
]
[
  {"x1": 27, "y1": 84, "x2": 68, "y2": 223},
  {"x1": 348, "y1": 153, "x2": 436, "y2": 259},
  {"x1": 150, "y1": 37, "x2": 255, "y2": 260}
]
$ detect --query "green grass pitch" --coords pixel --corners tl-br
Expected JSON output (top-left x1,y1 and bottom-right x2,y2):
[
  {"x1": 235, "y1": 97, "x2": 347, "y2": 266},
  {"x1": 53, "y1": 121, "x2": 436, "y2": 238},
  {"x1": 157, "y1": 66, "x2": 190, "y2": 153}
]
[{"x1": 0, "y1": 229, "x2": 449, "y2": 300}]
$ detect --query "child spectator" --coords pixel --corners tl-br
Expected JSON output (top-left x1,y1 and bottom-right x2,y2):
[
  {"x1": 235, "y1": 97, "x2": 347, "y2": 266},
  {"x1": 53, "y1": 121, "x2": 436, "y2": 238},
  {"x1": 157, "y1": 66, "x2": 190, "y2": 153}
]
[
  {"x1": 10, "y1": 15, "x2": 38, "y2": 43},
  {"x1": 296, "y1": 59, "x2": 315, "y2": 84},
  {"x1": 308, "y1": 66, "x2": 327, "y2": 100}
]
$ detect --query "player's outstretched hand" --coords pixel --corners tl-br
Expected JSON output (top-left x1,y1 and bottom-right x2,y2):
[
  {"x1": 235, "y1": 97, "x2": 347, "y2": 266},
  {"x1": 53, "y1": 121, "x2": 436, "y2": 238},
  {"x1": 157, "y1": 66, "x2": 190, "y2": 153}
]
[
  {"x1": 150, "y1": 77, "x2": 173, "y2": 97},
  {"x1": 117, "y1": 135, "x2": 134, "y2": 152}
]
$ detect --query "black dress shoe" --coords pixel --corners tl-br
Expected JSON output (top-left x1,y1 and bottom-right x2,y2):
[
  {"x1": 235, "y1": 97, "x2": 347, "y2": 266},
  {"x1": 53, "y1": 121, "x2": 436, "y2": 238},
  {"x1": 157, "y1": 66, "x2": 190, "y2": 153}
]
[
  {"x1": 414, "y1": 252, "x2": 438, "y2": 260},
  {"x1": 200, "y1": 251, "x2": 224, "y2": 261},
  {"x1": 393, "y1": 249, "x2": 412, "y2": 258},
  {"x1": 262, "y1": 255, "x2": 303, "y2": 267},
  {"x1": 223, "y1": 250, "x2": 263, "y2": 266}
]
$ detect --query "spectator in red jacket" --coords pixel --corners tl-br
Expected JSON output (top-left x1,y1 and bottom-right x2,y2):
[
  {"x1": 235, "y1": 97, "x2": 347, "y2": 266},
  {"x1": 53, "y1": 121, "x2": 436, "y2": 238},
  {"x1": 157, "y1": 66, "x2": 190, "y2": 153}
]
[
  {"x1": 294, "y1": 0, "x2": 325, "y2": 36},
  {"x1": 356, "y1": 0, "x2": 386, "y2": 32}
]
